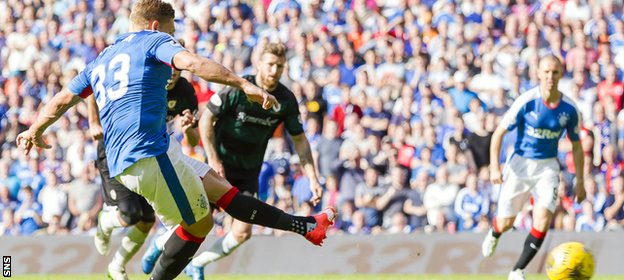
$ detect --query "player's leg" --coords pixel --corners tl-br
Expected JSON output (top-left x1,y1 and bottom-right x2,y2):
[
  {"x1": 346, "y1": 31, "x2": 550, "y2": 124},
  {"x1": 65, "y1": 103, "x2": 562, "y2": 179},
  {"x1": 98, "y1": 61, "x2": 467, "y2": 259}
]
[
  {"x1": 509, "y1": 170, "x2": 558, "y2": 280},
  {"x1": 108, "y1": 197, "x2": 155, "y2": 280},
  {"x1": 187, "y1": 169, "x2": 335, "y2": 277},
  {"x1": 95, "y1": 141, "x2": 135, "y2": 256},
  {"x1": 482, "y1": 166, "x2": 531, "y2": 257},
  {"x1": 151, "y1": 214, "x2": 213, "y2": 280},
  {"x1": 117, "y1": 146, "x2": 212, "y2": 280},
  {"x1": 141, "y1": 226, "x2": 175, "y2": 274}
]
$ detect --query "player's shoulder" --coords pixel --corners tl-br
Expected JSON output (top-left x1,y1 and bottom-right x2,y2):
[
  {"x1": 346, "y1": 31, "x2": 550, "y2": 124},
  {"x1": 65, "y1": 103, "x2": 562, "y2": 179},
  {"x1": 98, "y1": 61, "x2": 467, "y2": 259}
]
[
  {"x1": 122, "y1": 30, "x2": 177, "y2": 48},
  {"x1": 138, "y1": 30, "x2": 175, "y2": 40},
  {"x1": 514, "y1": 87, "x2": 541, "y2": 106},
  {"x1": 274, "y1": 82, "x2": 297, "y2": 100},
  {"x1": 560, "y1": 93, "x2": 580, "y2": 112}
]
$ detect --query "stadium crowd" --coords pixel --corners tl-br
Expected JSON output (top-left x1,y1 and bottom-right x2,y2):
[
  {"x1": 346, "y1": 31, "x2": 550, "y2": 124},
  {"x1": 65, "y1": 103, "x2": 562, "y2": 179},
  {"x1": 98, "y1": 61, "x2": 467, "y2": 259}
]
[{"x1": 1, "y1": 0, "x2": 624, "y2": 237}]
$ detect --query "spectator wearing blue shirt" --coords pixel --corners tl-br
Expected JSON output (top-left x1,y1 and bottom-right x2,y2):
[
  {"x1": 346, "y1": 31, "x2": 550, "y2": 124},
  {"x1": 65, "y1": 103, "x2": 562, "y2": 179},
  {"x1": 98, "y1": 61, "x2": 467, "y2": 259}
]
[
  {"x1": 13, "y1": 186, "x2": 42, "y2": 235},
  {"x1": 338, "y1": 48, "x2": 358, "y2": 87},
  {"x1": 361, "y1": 95, "x2": 391, "y2": 138},
  {"x1": 0, "y1": 160, "x2": 20, "y2": 200},
  {"x1": 448, "y1": 71, "x2": 482, "y2": 114},
  {"x1": 454, "y1": 174, "x2": 490, "y2": 232},
  {"x1": 575, "y1": 201, "x2": 605, "y2": 232}
]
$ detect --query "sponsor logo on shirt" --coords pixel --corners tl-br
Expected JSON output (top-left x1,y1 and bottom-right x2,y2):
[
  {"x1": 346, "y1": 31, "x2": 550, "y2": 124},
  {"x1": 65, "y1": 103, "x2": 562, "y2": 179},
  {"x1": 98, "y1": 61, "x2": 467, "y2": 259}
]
[
  {"x1": 236, "y1": 112, "x2": 279, "y2": 127},
  {"x1": 526, "y1": 125, "x2": 562, "y2": 139}
]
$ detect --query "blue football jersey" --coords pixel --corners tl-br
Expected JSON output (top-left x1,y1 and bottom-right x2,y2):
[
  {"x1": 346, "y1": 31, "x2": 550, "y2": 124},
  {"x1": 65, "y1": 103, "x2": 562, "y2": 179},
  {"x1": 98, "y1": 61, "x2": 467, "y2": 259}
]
[
  {"x1": 500, "y1": 87, "x2": 581, "y2": 159},
  {"x1": 68, "y1": 30, "x2": 186, "y2": 177}
]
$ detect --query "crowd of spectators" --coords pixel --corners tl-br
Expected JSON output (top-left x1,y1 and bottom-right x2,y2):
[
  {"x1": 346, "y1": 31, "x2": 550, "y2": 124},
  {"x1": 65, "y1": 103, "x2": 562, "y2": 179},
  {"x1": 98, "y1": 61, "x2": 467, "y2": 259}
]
[{"x1": 1, "y1": 0, "x2": 624, "y2": 237}]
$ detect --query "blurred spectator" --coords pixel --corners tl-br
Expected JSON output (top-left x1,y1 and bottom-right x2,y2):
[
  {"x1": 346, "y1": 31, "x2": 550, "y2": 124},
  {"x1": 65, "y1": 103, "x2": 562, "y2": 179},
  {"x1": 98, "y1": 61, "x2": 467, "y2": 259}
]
[
  {"x1": 423, "y1": 166, "x2": 459, "y2": 231},
  {"x1": 0, "y1": 160, "x2": 20, "y2": 200},
  {"x1": 66, "y1": 164, "x2": 101, "y2": 228},
  {"x1": 385, "y1": 212, "x2": 412, "y2": 234},
  {"x1": 354, "y1": 167, "x2": 384, "y2": 227},
  {"x1": 604, "y1": 176, "x2": 624, "y2": 229},
  {"x1": 0, "y1": 208, "x2": 19, "y2": 236},
  {"x1": 403, "y1": 170, "x2": 429, "y2": 232},
  {"x1": 361, "y1": 95, "x2": 391, "y2": 138},
  {"x1": 321, "y1": 175, "x2": 340, "y2": 211},
  {"x1": 37, "y1": 172, "x2": 67, "y2": 225},
  {"x1": 448, "y1": 71, "x2": 481, "y2": 114},
  {"x1": 316, "y1": 120, "x2": 342, "y2": 179},
  {"x1": 376, "y1": 166, "x2": 409, "y2": 229},
  {"x1": 14, "y1": 186, "x2": 42, "y2": 235},
  {"x1": 347, "y1": 210, "x2": 372, "y2": 235},
  {"x1": 454, "y1": 174, "x2": 490, "y2": 232},
  {"x1": 0, "y1": 185, "x2": 17, "y2": 211},
  {"x1": 36, "y1": 214, "x2": 69, "y2": 235},
  {"x1": 332, "y1": 142, "x2": 364, "y2": 204},
  {"x1": 575, "y1": 200, "x2": 606, "y2": 232}
]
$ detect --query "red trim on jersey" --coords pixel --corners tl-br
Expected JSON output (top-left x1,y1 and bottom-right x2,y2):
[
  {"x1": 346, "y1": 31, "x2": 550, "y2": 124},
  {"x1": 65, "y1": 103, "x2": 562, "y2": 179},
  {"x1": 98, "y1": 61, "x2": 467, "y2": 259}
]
[
  {"x1": 541, "y1": 98, "x2": 560, "y2": 109},
  {"x1": 175, "y1": 226, "x2": 205, "y2": 244},
  {"x1": 530, "y1": 227, "x2": 547, "y2": 239},
  {"x1": 216, "y1": 187, "x2": 239, "y2": 210},
  {"x1": 79, "y1": 86, "x2": 93, "y2": 98}
]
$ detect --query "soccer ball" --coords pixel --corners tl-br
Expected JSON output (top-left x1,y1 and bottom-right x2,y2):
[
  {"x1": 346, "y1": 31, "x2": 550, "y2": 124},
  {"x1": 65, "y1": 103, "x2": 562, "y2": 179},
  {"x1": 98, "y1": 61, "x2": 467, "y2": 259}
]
[{"x1": 546, "y1": 242, "x2": 595, "y2": 280}]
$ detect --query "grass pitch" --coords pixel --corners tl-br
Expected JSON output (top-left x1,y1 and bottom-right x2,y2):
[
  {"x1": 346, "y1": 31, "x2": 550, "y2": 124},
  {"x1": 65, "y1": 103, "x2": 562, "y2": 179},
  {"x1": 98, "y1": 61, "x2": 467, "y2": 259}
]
[{"x1": 10, "y1": 275, "x2": 624, "y2": 280}]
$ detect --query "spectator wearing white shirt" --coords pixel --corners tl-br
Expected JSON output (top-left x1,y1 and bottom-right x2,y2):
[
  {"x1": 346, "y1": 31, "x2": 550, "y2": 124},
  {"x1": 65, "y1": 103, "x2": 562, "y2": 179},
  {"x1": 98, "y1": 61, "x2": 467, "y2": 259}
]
[
  {"x1": 423, "y1": 165, "x2": 459, "y2": 231},
  {"x1": 38, "y1": 172, "x2": 67, "y2": 225}
]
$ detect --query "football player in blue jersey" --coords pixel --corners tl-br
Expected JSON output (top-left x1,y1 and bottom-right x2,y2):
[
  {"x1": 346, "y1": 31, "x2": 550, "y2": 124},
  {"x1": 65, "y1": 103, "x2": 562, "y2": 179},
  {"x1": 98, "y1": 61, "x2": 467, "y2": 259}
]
[
  {"x1": 16, "y1": 1, "x2": 333, "y2": 279},
  {"x1": 481, "y1": 55, "x2": 586, "y2": 280}
]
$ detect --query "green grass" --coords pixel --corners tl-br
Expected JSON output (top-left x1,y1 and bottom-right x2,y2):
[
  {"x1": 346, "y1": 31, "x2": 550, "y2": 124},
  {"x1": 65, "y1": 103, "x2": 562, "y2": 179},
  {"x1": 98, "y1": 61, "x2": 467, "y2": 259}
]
[{"x1": 9, "y1": 275, "x2": 624, "y2": 280}]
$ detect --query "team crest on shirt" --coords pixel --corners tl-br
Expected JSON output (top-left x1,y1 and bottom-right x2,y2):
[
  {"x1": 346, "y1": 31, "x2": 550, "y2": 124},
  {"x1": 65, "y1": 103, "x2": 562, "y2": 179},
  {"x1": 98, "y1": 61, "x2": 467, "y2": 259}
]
[
  {"x1": 197, "y1": 195, "x2": 209, "y2": 211},
  {"x1": 168, "y1": 100, "x2": 177, "y2": 109},
  {"x1": 558, "y1": 112, "x2": 570, "y2": 127}
]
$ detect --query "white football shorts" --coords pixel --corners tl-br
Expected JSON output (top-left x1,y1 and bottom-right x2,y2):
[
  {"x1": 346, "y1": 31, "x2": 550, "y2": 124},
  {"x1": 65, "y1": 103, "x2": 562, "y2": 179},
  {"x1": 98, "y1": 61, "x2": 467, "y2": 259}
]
[
  {"x1": 116, "y1": 135, "x2": 211, "y2": 228},
  {"x1": 496, "y1": 154, "x2": 560, "y2": 218}
]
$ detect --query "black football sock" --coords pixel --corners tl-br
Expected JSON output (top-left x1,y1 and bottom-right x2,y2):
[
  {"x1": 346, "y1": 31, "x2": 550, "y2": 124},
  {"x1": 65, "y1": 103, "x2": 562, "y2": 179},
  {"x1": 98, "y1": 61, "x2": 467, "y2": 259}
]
[
  {"x1": 150, "y1": 227, "x2": 204, "y2": 280},
  {"x1": 216, "y1": 187, "x2": 316, "y2": 236},
  {"x1": 513, "y1": 228, "x2": 546, "y2": 270}
]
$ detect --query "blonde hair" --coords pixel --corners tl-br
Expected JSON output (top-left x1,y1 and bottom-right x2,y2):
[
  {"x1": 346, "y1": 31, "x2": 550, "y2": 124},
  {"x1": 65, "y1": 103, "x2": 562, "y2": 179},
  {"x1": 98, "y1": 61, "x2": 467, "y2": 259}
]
[
  {"x1": 130, "y1": 0, "x2": 175, "y2": 26},
  {"x1": 262, "y1": 42, "x2": 287, "y2": 59}
]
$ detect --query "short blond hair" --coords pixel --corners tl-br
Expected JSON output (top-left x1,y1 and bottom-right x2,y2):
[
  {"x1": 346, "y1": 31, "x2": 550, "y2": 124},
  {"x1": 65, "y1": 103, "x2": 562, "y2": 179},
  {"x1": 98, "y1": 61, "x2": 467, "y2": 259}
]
[
  {"x1": 262, "y1": 43, "x2": 287, "y2": 59},
  {"x1": 130, "y1": 0, "x2": 175, "y2": 26}
]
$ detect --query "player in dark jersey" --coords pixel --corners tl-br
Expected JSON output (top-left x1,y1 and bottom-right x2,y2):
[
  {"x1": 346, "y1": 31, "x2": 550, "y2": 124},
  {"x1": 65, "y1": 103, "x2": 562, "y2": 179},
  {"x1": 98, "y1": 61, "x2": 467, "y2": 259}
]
[
  {"x1": 185, "y1": 42, "x2": 324, "y2": 279},
  {"x1": 18, "y1": 1, "x2": 333, "y2": 280}
]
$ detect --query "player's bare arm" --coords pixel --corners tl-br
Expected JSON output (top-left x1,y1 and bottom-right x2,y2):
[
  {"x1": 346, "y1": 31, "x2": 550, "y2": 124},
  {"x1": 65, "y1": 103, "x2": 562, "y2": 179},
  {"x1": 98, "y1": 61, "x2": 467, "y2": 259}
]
[
  {"x1": 180, "y1": 109, "x2": 200, "y2": 146},
  {"x1": 571, "y1": 140, "x2": 586, "y2": 203},
  {"x1": 172, "y1": 51, "x2": 278, "y2": 110},
  {"x1": 86, "y1": 94, "x2": 104, "y2": 140},
  {"x1": 17, "y1": 89, "x2": 82, "y2": 155},
  {"x1": 198, "y1": 108, "x2": 225, "y2": 177},
  {"x1": 292, "y1": 133, "x2": 323, "y2": 205},
  {"x1": 489, "y1": 125, "x2": 508, "y2": 185}
]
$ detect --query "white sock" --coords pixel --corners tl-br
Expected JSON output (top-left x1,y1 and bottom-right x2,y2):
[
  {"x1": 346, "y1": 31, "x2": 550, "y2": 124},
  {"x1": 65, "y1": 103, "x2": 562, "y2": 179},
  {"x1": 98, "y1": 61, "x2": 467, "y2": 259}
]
[
  {"x1": 155, "y1": 227, "x2": 176, "y2": 250},
  {"x1": 99, "y1": 209, "x2": 124, "y2": 232},
  {"x1": 111, "y1": 226, "x2": 149, "y2": 268},
  {"x1": 191, "y1": 231, "x2": 244, "y2": 267}
]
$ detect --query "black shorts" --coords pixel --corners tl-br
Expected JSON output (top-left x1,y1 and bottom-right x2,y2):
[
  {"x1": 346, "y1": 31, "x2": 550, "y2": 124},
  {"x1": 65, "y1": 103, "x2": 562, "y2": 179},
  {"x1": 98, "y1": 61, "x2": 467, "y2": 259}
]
[
  {"x1": 95, "y1": 142, "x2": 153, "y2": 218},
  {"x1": 224, "y1": 164, "x2": 261, "y2": 197}
]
